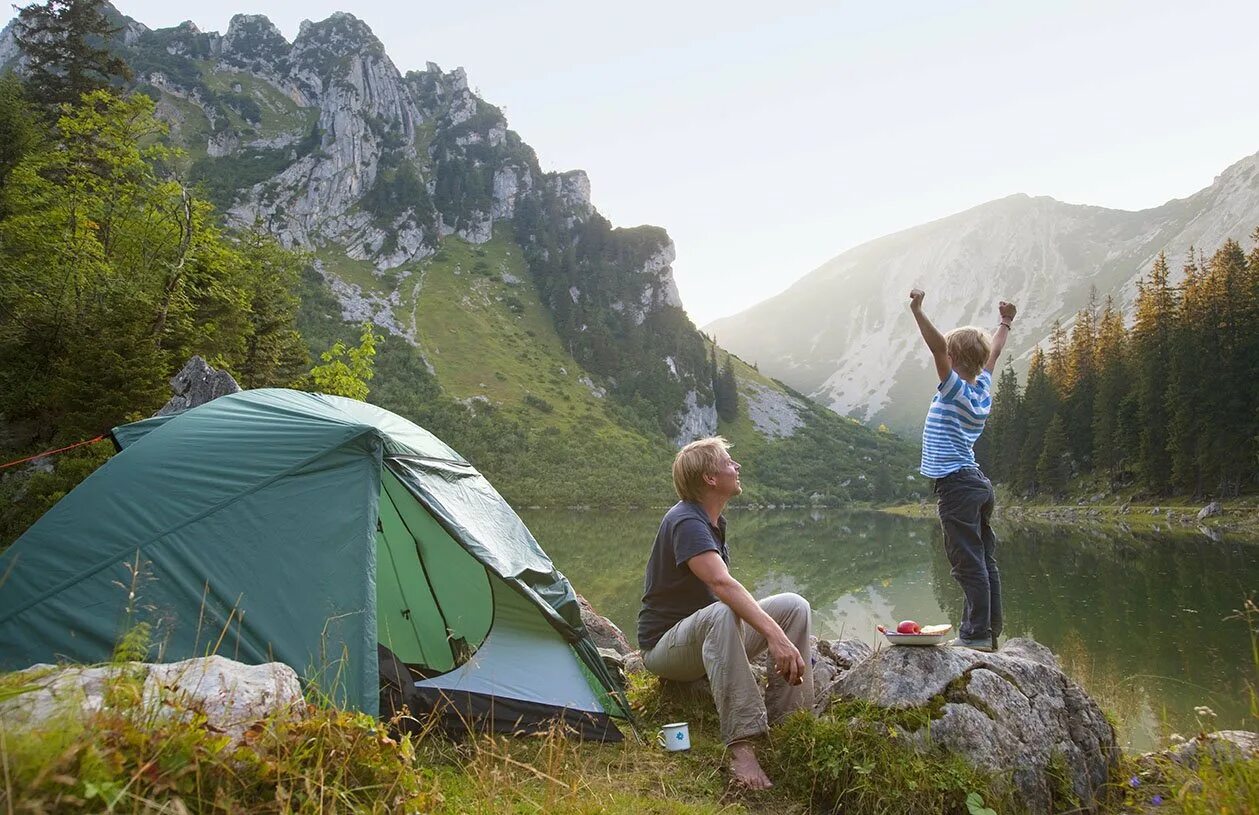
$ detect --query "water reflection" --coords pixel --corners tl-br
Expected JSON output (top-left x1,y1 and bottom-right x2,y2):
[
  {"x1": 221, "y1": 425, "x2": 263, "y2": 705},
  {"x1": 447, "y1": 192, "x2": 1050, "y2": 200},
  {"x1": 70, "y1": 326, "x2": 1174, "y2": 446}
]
[{"x1": 522, "y1": 507, "x2": 1259, "y2": 751}]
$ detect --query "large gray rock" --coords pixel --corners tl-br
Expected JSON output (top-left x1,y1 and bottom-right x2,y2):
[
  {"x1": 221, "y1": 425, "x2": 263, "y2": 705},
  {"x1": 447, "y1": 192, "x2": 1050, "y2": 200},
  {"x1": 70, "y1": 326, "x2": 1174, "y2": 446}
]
[
  {"x1": 831, "y1": 638, "x2": 1119, "y2": 814},
  {"x1": 1196, "y1": 501, "x2": 1222, "y2": 521},
  {"x1": 0, "y1": 656, "x2": 304, "y2": 743},
  {"x1": 156, "y1": 356, "x2": 242, "y2": 416}
]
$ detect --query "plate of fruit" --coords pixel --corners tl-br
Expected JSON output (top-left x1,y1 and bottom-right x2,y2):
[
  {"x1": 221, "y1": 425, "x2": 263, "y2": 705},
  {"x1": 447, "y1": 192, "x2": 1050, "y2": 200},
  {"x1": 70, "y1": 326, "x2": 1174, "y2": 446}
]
[{"x1": 877, "y1": 620, "x2": 952, "y2": 646}]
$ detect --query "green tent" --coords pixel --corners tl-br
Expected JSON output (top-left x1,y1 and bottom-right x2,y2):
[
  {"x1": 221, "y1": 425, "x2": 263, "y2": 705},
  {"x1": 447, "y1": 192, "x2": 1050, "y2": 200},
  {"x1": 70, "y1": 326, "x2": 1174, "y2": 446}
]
[{"x1": 0, "y1": 389, "x2": 628, "y2": 739}]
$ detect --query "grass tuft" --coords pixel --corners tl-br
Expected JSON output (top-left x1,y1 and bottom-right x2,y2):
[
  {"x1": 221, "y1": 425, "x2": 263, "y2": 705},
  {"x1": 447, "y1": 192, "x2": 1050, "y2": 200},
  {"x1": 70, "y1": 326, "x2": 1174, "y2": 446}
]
[{"x1": 763, "y1": 701, "x2": 1004, "y2": 815}]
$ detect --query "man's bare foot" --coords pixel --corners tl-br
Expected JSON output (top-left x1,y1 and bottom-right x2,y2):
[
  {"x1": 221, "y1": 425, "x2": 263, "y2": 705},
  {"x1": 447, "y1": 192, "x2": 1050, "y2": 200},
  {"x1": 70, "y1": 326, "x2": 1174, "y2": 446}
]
[{"x1": 728, "y1": 741, "x2": 772, "y2": 790}]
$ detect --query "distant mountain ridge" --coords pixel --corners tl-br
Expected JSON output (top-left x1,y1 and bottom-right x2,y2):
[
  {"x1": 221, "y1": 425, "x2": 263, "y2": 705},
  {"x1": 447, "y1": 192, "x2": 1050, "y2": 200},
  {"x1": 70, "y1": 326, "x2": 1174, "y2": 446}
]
[{"x1": 706, "y1": 151, "x2": 1259, "y2": 432}]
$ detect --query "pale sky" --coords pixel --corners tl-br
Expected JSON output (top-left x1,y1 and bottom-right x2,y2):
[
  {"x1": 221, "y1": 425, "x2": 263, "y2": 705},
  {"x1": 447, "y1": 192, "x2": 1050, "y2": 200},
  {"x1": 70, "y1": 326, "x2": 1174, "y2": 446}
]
[{"x1": 11, "y1": 1, "x2": 1259, "y2": 325}]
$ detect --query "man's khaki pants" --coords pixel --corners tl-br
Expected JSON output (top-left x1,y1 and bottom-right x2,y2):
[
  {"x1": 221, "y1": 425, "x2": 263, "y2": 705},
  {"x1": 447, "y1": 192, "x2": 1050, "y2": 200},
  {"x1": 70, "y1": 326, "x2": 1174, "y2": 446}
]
[{"x1": 640, "y1": 593, "x2": 813, "y2": 744}]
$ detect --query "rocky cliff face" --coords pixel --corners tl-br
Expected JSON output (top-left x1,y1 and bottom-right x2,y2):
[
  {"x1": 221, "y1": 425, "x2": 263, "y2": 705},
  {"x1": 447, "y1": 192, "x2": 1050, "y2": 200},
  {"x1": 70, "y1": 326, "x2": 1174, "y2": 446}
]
[
  {"x1": 60, "y1": 8, "x2": 718, "y2": 440},
  {"x1": 707, "y1": 151, "x2": 1259, "y2": 431}
]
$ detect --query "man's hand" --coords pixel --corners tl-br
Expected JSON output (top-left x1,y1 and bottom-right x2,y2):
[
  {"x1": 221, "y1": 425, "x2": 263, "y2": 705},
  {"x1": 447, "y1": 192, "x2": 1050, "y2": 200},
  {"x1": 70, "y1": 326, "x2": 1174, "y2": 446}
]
[
  {"x1": 768, "y1": 636, "x2": 806, "y2": 686},
  {"x1": 909, "y1": 288, "x2": 925, "y2": 312},
  {"x1": 999, "y1": 300, "x2": 1017, "y2": 322}
]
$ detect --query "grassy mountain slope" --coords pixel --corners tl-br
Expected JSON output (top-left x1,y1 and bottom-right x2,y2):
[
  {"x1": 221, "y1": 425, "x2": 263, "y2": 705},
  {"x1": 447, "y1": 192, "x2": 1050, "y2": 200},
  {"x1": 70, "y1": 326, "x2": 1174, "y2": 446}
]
[{"x1": 300, "y1": 233, "x2": 679, "y2": 508}]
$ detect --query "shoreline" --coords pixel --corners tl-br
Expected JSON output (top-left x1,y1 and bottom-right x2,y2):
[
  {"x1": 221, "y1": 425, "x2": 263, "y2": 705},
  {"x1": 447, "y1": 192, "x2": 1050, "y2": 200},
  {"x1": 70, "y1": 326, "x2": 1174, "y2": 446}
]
[{"x1": 881, "y1": 493, "x2": 1259, "y2": 537}]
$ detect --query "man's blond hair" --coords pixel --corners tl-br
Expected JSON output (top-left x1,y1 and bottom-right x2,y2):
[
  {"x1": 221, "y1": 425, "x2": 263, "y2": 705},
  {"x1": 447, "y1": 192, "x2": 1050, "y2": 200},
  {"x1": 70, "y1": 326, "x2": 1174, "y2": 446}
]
[
  {"x1": 673, "y1": 436, "x2": 731, "y2": 502},
  {"x1": 944, "y1": 326, "x2": 992, "y2": 380}
]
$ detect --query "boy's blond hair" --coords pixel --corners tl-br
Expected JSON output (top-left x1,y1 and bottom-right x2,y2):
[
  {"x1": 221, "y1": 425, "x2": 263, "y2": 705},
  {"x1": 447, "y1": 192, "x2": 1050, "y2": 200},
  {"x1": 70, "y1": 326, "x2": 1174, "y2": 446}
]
[
  {"x1": 673, "y1": 436, "x2": 731, "y2": 502},
  {"x1": 944, "y1": 326, "x2": 992, "y2": 380}
]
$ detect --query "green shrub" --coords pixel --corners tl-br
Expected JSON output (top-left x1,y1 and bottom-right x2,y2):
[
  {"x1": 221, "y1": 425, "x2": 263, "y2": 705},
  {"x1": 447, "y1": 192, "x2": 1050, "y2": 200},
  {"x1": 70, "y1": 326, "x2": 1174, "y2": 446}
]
[
  {"x1": 3, "y1": 688, "x2": 434, "y2": 813},
  {"x1": 765, "y1": 701, "x2": 1004, "y2": 814},
  {"x1": 524, "y1": 393, "x2": 554, "y2": 413}
]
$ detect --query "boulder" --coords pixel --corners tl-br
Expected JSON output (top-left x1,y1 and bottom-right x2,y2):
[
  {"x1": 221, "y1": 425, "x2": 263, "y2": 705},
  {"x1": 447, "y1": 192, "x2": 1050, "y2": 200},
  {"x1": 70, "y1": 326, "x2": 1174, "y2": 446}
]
[
  {"x1": 1196, "y1": 501, "x2": 1222, "y2": 521},
  {"x1": 830, "y1": 638, "x2": 1119, "y2": 814},
  {"x1": 156, "y1": 356, "x2": 242, "y2": 416},
  {"x1": 577, "y1": 593, "x2": 632, "y2": 656},
  {"x1": 0, "y1": 656, "x2": 304, "y2": 744}
]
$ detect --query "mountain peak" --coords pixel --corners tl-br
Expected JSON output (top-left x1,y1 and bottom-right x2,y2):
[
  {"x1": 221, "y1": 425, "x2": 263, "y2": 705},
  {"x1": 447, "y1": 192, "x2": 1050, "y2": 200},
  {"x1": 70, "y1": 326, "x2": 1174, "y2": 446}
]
[
  {"x1": 223, "y1": 14, "x2": 289, "y2": 62},
  {"x1": 295, "y1": 12, "x2": 382, "y2": 53}
]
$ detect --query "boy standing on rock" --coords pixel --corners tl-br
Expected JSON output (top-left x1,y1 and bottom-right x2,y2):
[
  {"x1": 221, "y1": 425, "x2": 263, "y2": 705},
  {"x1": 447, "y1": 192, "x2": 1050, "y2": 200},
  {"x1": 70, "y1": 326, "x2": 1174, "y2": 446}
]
[{"x1": 909, "y1": 289, "x2": 1017, "y2": 652}]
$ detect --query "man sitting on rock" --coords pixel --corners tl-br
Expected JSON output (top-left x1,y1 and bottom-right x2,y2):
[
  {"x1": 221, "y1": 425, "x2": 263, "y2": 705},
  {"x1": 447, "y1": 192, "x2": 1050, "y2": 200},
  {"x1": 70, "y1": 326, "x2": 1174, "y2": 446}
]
[{"x1": 638, "y1": 436, "x2": 813, "y2": 789}]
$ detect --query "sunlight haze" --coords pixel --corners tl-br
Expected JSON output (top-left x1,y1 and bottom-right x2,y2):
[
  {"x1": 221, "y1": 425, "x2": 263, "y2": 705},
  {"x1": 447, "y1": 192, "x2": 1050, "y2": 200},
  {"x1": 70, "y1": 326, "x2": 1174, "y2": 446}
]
[{"x1": 11, "y1": 0, "x2": 1259, "y2": 325}]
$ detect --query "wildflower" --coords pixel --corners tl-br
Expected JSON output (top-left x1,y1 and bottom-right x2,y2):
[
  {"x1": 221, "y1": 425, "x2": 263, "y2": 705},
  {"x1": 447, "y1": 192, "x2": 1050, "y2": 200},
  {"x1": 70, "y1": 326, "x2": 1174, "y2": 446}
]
[
  {"x1": 1151, "y1": 794, "x2": 1163, "y2": 805},
  {"x1": 1128, "y1": 776, "x2": 1140, "y2": 788},
  {"x1": 1193, "y1": 705, "x2": 1216, "y2": 718}
]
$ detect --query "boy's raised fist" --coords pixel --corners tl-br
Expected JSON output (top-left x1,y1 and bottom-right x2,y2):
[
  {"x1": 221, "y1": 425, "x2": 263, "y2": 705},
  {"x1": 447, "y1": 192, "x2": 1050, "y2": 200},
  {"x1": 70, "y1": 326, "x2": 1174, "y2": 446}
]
[
  {"x1": 999, "y1": 301, "x2": 1017, "y2": 321},
  {"x1": 909, "y1": 289, "x2": 925, "y2": 310}
]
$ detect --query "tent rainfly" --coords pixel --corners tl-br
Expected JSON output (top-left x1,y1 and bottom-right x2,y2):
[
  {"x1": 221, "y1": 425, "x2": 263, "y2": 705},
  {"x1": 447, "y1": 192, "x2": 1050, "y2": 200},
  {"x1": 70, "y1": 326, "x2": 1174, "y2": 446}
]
[{"x1": 0, "y1": 389, "x2": 629, "y2": 739}]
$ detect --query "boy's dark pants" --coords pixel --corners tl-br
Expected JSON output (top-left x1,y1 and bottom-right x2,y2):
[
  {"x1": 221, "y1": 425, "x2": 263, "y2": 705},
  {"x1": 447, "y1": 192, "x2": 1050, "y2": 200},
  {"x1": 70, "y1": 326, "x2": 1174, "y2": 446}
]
[{"x1": 933, "y1": 467, "x2": 1002, "y2": 644}]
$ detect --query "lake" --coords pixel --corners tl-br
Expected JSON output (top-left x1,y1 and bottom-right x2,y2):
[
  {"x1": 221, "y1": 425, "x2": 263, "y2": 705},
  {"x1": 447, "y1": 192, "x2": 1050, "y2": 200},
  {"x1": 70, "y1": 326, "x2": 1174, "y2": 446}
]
[{"x1": 521, "y1": 507, "x2": 1259, "y2": 752}]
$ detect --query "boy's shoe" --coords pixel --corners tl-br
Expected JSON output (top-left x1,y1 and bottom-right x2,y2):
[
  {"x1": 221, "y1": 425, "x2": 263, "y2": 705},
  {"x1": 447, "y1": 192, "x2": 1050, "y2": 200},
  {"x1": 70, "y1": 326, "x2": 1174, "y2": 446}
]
[{"x1": 949, "y1": 637, "x2": 995, "y2": 653}]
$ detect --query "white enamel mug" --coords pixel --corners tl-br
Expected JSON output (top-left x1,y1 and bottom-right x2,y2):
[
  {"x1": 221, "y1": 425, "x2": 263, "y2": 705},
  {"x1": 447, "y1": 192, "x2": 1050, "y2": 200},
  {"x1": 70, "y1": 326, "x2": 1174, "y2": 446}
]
[{"x1": 657, "y1": 721, "x2": 691, "y2": 751}]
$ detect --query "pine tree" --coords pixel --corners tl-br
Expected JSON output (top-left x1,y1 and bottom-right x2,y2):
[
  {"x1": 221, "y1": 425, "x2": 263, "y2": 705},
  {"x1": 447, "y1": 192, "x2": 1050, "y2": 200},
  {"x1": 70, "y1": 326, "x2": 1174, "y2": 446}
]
[
  {"x1": 1166, "y1": 251, "x2": 1202, "y2": 493},
  {"x1": 984, "y1": 363, "x2": 1023, "y2": 484},
  {"x1": 1130, "y1": 252, "x2": 1177, "y2": 494},
  {"x1": 1246, "y1": 229, "x2": 1259, "y2": 490},
  {"x1": 1197, "y1": 240, "x2": 1251, "y2": 494},
  {"x1": 14, "y1": 0, "x2": 132, "y2": 111},
  {"x1": 1047, "y1": 319, "x2": 1069, "y2": 384},
  {"x1": 1036, "y1": 414, "x2": 1072, "y2": 496},
  {"x1": 1091, "y1": 297, "x2": 1129, "y2": 484},
  {"x1": 1063, "y1": 291, "x2": 1098, "y2": 466},
  {"x1": 714, "y1": 354, "x2": 738, "y2": 422},
  {"x1": 1017, "y1": 347, "x2": 1056, "y2": 493}
]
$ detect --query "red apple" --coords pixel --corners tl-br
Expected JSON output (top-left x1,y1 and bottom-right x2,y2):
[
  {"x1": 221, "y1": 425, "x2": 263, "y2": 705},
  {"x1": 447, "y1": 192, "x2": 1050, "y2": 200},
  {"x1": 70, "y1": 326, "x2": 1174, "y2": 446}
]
[{"x1": 896, "y1": 620, "x2": 921, "y2": 634}]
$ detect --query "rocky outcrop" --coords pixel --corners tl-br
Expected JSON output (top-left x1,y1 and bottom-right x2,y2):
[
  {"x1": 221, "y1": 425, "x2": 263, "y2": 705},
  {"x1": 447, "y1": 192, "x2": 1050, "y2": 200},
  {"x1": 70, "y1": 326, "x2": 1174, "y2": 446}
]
[
  {"x1": 823, "y1": 638, "x2": 1119, "y2": 814},
  {"x1": 671, "y1": 388, "x2": 719, "y2": 446},
  {"x1": 624, "y1": 629, "x2": 1119, "y2": 814},
  {"x1": 0, "y1": 656, "x2": 304, "y2": 744},
  {"x1": 740, "y1": 380, "x2": 806, "y2": 439},
  {"x1": 156, "y1": 355, "x2": 241, "y2": 416}
]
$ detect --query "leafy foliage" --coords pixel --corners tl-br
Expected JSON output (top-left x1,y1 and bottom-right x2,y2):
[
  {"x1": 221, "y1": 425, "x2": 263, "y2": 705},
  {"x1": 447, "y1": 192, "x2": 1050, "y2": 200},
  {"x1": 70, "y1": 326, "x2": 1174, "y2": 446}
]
[
  {"x1": 0, "y1": 91, "x2": 309, "y2": 547},
  {"x1": 0, "y1": 74, "x2": 42, "y2": 188},
  {"x1": 0, "y1": 91, "x2": 307, "y2": 445},
  {"x1": 309, "y1": 323, "x2": 379, "y2": 401}
]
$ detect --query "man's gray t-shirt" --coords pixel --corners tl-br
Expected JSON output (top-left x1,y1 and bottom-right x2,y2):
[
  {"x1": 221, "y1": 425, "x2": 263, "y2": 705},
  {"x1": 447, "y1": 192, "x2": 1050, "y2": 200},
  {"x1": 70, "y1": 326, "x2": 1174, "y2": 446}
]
[{"x1": 637, "y1": 501, "x2": 729, "y2": 649}]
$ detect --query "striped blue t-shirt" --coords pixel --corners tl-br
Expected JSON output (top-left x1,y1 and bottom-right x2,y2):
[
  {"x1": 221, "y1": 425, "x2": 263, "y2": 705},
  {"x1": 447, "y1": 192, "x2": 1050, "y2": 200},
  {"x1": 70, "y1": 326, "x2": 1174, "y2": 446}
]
[{"x1": 920, "y1": 369, "x2": 993, "y2": 478}]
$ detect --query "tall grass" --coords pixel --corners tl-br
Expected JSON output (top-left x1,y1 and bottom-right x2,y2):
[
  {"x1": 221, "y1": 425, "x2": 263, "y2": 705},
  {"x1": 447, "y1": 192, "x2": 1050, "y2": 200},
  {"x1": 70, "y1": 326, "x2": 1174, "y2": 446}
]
[{"x1": 1119, "y1": 597, "x2": 1259, "y2": 813}]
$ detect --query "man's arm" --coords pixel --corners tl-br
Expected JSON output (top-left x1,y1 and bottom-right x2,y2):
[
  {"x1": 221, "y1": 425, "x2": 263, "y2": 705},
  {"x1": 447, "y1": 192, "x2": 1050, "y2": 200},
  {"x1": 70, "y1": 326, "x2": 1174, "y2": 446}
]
[
  {"x1": 687, "y1": 551, "x2": 806, "y2": 685},
  {"x1": 909, "y1": 288, "x2": 951, "y2": 382},
  {"x1": 984, "y1": 301, "x2": 1017, "y2": 372}
]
